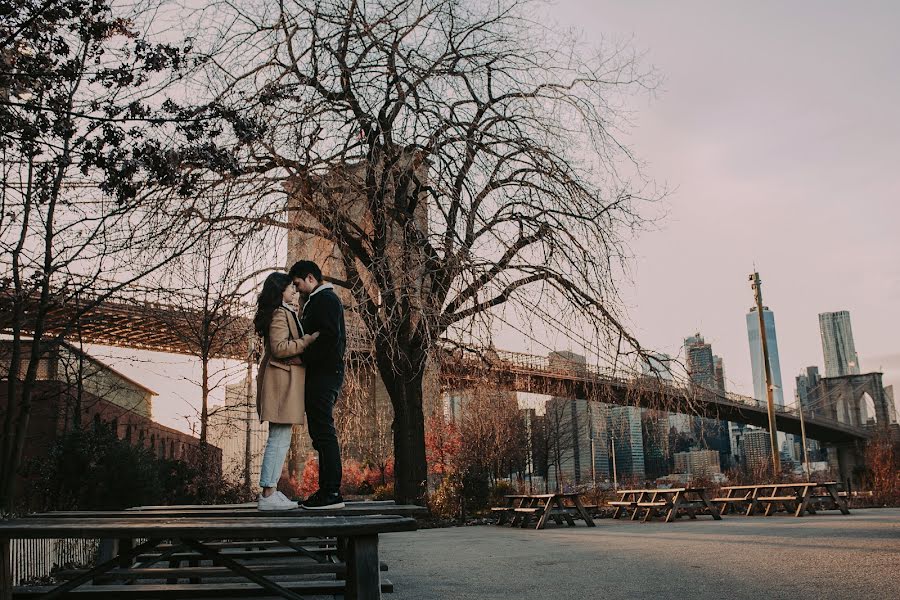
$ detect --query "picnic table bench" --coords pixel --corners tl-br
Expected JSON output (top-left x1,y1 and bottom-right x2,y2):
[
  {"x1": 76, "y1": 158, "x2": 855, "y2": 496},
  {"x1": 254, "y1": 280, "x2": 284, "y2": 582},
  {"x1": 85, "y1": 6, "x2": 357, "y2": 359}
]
[
  {"x1": 712, "y1": 482, "x2": 850, "y2": 517},
  {"x1": 609, "y1": 488, "x2": 721, "y2": 523},
  {"x1": 1, "y1": 514, "x2": 416, "y2": 600},
  {"x1": 492, "y1": 493, "x2": 596, "y2": 530}
]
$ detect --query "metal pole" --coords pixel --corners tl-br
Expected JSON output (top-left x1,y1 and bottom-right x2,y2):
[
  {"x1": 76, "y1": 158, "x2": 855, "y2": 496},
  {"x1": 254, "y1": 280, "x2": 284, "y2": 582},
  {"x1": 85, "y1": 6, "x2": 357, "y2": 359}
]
[
  {"x1": 610, "y1": 433, "x2": 618, "y2": 491},
  {"x1": 798, "y1": 400, "x2": 811, "y2": 479},
  {"x1": 244, "y1": 335, "x2": 255, "y2": 492},
  {"x1": 750, "y1": 272, "x2": 780, "y2": 476}
]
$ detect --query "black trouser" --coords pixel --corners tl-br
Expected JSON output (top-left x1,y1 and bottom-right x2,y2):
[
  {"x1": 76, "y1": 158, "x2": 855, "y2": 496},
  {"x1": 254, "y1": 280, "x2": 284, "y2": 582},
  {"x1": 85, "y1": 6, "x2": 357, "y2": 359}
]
[{"x1": 305, "y1": 371, "x2": 344, "y2": 494}]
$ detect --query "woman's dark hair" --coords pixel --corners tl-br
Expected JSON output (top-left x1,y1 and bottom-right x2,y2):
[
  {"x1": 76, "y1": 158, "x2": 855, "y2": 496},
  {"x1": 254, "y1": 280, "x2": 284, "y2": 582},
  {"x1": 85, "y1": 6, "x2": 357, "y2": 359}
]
[{"x1": 254, "y1": 272, "x2": 292, "y2": 338}]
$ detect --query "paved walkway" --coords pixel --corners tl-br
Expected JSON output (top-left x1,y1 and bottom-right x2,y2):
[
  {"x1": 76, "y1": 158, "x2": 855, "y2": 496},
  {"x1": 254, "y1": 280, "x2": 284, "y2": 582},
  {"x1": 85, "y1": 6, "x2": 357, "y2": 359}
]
[{"x1": 381, "y1": 508, "x2": 900, "y2": 599}]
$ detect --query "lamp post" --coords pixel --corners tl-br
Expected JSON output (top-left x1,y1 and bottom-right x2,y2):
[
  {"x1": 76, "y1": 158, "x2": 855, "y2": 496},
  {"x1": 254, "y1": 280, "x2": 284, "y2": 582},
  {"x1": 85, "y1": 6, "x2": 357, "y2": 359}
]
[{"x1": 750, "y1": 272, "x2": 780, "y2": 477}]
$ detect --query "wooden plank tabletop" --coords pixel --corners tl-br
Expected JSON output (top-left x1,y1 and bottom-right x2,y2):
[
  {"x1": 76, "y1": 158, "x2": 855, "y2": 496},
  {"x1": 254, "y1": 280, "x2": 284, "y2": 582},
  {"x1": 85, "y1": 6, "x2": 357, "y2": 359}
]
[
  {"x1": 504, "y1": 494, "x2": 556, "y2": 499},
  {"x1": 0, "y1": 515, "x2": 418, "y2": 539},
  {"x1": 127, "y1": 500, "x2": 398, "y2": 511},
  {"x1": 31, "y1": 504, "x2": 428, "y2": 519},
  {"x1": 616, "y1": 488, "x2": 698, "y2": 494},
  {"x1": 722, "y1": 482, "x2": 822, "y2": 490}
]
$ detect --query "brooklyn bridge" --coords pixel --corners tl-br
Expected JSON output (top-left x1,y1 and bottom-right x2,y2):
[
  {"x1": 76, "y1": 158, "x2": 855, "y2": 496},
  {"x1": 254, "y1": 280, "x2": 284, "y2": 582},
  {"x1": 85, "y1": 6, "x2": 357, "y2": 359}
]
[{"x1": 3, "y1": 282, "x2": 883, "y2": 450}]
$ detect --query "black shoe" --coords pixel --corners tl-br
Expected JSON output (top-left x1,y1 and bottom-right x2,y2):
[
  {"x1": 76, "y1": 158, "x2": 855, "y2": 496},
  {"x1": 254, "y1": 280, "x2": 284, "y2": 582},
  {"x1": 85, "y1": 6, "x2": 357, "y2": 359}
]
[{"x1": 301, "y1": 490, "x2": 345, "y2": 510}]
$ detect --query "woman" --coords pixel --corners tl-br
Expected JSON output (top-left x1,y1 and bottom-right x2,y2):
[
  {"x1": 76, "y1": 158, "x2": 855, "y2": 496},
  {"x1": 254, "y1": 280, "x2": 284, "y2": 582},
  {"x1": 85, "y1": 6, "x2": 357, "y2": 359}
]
[{"x1": 253, "y1": 272, "x2": 319, "y2": 510}]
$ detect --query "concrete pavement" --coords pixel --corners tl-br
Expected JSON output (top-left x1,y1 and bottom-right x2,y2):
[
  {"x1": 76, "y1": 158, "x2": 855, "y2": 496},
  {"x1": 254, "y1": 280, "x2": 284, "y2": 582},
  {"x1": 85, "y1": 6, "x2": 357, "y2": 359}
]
[{"x1": 381, "y1": 508, "x2": 900, "y2": 599}]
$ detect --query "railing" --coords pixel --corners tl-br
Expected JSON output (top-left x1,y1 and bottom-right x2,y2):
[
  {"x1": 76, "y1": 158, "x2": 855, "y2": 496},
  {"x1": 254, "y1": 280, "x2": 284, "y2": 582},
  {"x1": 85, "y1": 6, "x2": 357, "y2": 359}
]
[
  {"x1": 9, "y1": 538, "x2": 97, "y2": 585},
  {"x1": 447, "y1": 346, "x2": 870, "y2": 438}
]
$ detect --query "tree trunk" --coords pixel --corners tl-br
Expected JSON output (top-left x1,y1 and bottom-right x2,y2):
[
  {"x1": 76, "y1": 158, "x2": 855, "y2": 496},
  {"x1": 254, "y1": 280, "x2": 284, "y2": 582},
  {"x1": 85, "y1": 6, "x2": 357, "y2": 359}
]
[
  {"x1": 377, "y1": 351, "x2": 428, "y2": 504},
  {"x1": 200, "y1": 354, "x2": 209, "y2": 444}
]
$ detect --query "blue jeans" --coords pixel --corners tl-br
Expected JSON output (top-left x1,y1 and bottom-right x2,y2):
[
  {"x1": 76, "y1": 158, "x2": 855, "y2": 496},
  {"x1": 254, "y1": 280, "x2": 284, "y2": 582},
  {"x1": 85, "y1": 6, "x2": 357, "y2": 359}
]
[{"x1": 259, "y1": 423, "x2": 293, "y2": 488}]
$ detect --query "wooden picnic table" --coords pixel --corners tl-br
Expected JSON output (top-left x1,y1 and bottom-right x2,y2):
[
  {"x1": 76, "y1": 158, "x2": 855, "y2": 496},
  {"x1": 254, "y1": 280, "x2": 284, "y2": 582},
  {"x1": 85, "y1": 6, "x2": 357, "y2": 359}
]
[
  {"x1": 26, "y1": 502, "x2": 427, "y2": 593},
  {"x1": 0, "y1": 515, "x2": 416, "y2": 600},
  {"x1": 713, "y1": 482, "x2": 850, "y2": 517},
  {"x1": 609, "y1": 488, "x2": 722, "y2": 523},
  {"x1": 492, "y1": 493, "x2": 595, "y2": 530}
]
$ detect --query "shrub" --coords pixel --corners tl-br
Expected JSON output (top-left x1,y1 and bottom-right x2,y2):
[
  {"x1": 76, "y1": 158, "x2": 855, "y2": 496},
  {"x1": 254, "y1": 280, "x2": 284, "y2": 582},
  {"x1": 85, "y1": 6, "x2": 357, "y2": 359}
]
[
  {"x1": 489, "y1": 480, "x2": 518, "y2": 508},
  {"x1": 428, "y1": 476, "x2": 461, "y2": 519},
  {"x1": 373, "y1": 483, "x2": 394, "y2": 501}
]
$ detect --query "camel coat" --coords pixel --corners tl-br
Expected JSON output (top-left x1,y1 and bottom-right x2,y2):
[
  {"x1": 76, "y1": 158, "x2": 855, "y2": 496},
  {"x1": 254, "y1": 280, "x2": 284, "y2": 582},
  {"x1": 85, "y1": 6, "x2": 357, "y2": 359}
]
[{"x1": 256, "y1": 307, "x2": 315, "y2": 424}]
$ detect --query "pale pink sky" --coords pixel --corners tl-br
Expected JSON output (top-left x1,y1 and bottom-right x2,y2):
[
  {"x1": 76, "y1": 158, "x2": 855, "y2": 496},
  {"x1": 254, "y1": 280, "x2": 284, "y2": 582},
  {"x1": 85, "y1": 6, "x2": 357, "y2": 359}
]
[
  {"x1": 502, "y1": 0, "x2": 900, "y2": 397},
  {"x1": 97, "y1": 0, "x2": 899, "y2": 432}
]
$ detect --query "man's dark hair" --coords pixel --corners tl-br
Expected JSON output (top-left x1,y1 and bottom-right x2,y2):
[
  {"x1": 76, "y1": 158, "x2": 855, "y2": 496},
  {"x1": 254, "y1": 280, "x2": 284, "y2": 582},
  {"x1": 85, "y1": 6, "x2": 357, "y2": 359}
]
[{"x1": 289, "y1": 260, "x2": 323, "y2": 282}]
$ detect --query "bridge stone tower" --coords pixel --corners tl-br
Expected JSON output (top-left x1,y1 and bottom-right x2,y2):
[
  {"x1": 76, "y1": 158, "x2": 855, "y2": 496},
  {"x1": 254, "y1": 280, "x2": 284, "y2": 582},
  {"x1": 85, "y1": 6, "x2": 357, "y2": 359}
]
[
  {"x1": 807, "y1": 372, "x2": 898, "y2": 485},
  {"x1": 283, "y1": 155, "x2": 440, "y2": 482}
]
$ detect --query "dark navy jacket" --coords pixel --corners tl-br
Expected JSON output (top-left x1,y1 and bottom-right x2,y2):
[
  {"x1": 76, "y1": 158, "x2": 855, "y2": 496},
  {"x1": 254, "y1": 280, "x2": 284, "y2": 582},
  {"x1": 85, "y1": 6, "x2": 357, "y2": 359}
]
[{"x1": 300, "y1": 283, "x2": 346, "y2": 377}]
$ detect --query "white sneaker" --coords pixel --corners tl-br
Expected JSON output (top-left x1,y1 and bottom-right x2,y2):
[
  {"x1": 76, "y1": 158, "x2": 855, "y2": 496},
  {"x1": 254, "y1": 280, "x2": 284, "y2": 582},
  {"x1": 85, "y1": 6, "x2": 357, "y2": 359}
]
[{"x1": 257, "y1": 491, "x2": 299, "y2": 511}]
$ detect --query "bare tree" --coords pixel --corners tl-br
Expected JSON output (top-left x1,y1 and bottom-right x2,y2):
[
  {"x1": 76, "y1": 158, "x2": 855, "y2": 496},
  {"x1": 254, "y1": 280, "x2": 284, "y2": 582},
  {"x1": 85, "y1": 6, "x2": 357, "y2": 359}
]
[
  {"x1": 152, "y1": 230, "x2": 262, "y2": 444},
  {"x1": 455, "y1": 384, "x2": 526, "y2": 485},
  {"x1": 0, "y1": 0, "x2": 222, "y2": 513},
  {"x1": 188, "y1": 0, "x2": 658, "y2": 501}
]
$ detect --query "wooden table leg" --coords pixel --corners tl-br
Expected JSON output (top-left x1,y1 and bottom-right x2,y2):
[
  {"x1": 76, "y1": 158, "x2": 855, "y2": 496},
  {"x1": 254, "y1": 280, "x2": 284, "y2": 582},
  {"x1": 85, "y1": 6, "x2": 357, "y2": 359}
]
[
  {"x1": 535, "y1": 497, "x2": 554, "y2": 530},
  {"x1": 664, "y1": 492, "x2": 681, "y2": 523},
  {"x1": 1, "y1": 538, "x2": 11, "y2": 600},
  {"x1": 346, "y1": 534, "x2": 381, "y2": 600},
  {"x1": 745, "y1": 488, "x2": 760, "y2": 516},
  {"x1": 827, "y1": 484, "x2": 851, "y2": 515},
  {"x1": 556, "y1": 497, "x2": 576, "y2": 527},
  {"x1": 511, "y1": 498, "x2": 524, "y2": 527},
  {"x1": 794, "y1": 486, "x2": 812, "y2": 517},
  {"x1": 497, "y1": 499, "x2": 512, "y2": 526},
  {"x1": 643, "y1": 492, "x2": 659, "y2": 523},
  {"x1": 573, "y1": 495, "x2": 596, "y2": 527},
  {"x1": 699, "y1": 491, "x2": 722, "y2": 520},
  {"x1": 631, "y1": 492, "x2": 645, "y2": 521}
]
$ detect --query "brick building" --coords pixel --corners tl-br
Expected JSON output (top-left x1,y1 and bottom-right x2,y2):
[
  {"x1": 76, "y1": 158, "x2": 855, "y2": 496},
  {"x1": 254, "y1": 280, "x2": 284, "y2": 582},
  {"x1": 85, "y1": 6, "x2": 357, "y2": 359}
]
[{"x1": 1, "y1": 340, "x2": 220, "y2": 469}]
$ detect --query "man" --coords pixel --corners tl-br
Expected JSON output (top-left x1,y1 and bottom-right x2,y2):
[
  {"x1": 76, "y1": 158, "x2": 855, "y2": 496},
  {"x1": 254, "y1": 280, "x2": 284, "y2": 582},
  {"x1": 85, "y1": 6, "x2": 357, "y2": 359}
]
[{"x1": 290, "y1": 260, "x2": 347, "y2": 509}]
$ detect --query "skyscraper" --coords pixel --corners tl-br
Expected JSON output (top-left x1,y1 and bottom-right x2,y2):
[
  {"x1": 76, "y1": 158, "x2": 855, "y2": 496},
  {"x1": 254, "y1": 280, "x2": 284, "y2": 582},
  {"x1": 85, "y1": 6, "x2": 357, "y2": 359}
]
[
  {"x1": 795, "y1": 366, "x2": 821, "y2": 415},
  {"x1": 713, "y1": 356, "x2": 726, "y2": 392},
  {"x1": 609, "y1": 405, "x2": 645, "y2": 481},
  {"x1": 685, "y1": 334, "x2": 716, "y2": 389},
  {"x1": 818, "y1": 311, "x2": 861, "y2": 377},
  {"x1": 746, "y1": 306, "x2": 785, "y2": 407},
  {"x1": 684, "y1": 334, "x2": 732, "y2": 469},
  {"x1": 543, "y1": 351, "x2": 610, "y2": 487}
]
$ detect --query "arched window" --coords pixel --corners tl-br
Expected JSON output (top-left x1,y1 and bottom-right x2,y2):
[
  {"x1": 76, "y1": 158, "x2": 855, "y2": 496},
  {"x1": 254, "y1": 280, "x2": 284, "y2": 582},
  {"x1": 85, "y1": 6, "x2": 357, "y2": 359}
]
[{"x1": 125, "y1": 424, "x2": 132, "y2": 442}]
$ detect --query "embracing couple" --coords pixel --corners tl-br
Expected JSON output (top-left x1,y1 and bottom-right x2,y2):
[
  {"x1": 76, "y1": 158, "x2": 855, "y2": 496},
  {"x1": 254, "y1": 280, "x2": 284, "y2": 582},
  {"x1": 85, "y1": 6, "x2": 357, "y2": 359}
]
[{"x1": 252, "y1": 260, "x2": 346, "y2": 511}]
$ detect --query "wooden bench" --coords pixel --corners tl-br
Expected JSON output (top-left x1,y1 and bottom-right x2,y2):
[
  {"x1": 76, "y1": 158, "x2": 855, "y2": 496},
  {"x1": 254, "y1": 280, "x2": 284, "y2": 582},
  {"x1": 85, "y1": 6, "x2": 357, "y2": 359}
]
[{"x1": 1, "y1": 515, "x2": 417, "y2": 600}]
